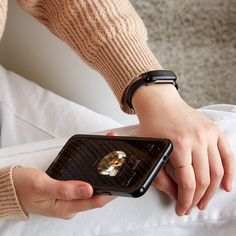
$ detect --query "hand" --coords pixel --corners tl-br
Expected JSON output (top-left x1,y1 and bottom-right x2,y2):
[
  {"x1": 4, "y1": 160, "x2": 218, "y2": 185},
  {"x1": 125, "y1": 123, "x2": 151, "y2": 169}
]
[
  {"x1": 132, "y1": 84, "x2": 234, "y2": 216},
  {"x1": 12, "y1": 166, "x2": 115, "y2": 219}
]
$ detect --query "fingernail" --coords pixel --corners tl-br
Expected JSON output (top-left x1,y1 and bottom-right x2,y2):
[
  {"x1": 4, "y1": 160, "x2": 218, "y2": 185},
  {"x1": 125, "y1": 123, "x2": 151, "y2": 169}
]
[
  {"x1": 77, "y1": 185, "x2": 92, "y2": 198},
  {"x1": 198, "y1": 203, "x2": 206, "y2": 210},
  {"x1": 175, "y1": 204, "x2": 185, "y2": 216},
  {"x1": 185, "y1": 208, "x2": 192, "y2": 215},
  {"x1": 225, "y1": 183, "x2": 232, "y2": 192}
]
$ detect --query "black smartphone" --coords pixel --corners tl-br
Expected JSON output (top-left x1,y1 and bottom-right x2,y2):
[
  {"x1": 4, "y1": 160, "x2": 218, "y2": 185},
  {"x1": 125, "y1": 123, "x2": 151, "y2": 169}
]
[{"x1": 46, "y1": 134, "x2": 173, "y2": 197}]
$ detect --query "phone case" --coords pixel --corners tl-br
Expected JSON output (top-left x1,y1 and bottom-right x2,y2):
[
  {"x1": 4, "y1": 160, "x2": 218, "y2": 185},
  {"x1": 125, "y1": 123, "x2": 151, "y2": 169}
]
[{"x1": 46, "y1": 134, "x2": 173, "y2": 197}]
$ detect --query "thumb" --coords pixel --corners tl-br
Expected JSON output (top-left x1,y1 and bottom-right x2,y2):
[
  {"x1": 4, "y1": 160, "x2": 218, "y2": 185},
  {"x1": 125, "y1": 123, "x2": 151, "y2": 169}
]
[
  {"x1": 153, "y1": 168, "x2": 178, "y2": 201},
  {"x1": 45, "y1": 179, "x2": 93, "y2": 200}
]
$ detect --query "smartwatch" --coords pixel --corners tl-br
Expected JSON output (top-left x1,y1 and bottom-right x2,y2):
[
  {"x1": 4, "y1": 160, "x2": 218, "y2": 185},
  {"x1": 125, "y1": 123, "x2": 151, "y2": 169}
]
[{"x1": 125, "y1": 70, "x2": 178, "y2": 109}]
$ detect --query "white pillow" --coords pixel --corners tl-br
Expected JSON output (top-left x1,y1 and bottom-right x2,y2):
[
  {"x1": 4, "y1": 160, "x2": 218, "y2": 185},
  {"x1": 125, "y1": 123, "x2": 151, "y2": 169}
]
[{"x1": 0, "y1": 65, "x2": 121, "y2": 147}]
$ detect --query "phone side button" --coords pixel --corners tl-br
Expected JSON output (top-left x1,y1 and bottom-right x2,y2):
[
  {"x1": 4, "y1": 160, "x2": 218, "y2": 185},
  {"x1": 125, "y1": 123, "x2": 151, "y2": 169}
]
[
  {"x1": 100, "y1": 191, "x2": 112, "y2": 195},
  {"x1": 163, "y1": 155, "x2": 168, "y2": 161}
]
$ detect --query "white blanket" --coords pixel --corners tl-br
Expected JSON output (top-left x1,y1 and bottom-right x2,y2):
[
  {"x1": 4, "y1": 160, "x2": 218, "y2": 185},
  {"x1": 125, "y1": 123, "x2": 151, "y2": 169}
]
[
  {"x1": 0, "y1": 107, "x2": 235, "y2": 236},
  {"x1": 0, "y1": 66, "x2": 236, "y2": 235}
]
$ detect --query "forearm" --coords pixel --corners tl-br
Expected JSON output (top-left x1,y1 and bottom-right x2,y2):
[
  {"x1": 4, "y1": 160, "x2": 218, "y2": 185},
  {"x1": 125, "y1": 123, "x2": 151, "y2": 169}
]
[
  {"x1": 0, "y1": 166, "x2": 27, "y2": 220},
  {"x1": 17, "y1": 0, "x2": 162, "y2": 112}
]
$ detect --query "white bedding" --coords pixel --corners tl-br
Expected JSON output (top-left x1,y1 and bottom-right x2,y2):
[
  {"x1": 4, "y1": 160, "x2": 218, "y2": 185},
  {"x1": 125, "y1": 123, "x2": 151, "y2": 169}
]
[
  {"x1": 0, "y1": 107, "x2": 235, "y2": 236},
  {"x1": 0, "y1": 66, "x2": 236, "y2": 235}
]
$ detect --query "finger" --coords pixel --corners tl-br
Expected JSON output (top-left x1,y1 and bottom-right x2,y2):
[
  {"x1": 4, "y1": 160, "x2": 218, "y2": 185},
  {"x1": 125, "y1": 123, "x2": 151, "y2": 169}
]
[
  {"x1": 46, "y1": 179, "x2": 93, "y2": 200},
  {"x1": 106, "y1": 131, "x2": 118, "y2": 136},
  {"x1": 218, "y1": 134, "x2": 235, "y2": 191},
  {"x1": 170, "y1": 147, "x2": 196, "y2": 216},
  {"x1": 191, "y1": 148, "x2": 210, "y2": 208},
  {"x1": 77, "y1": 195, "x2": 116, "y2": 212},
  {"x1": 54, "y1": 195, "x2": 116, "y2": 219},
  {"x1": 153, "y1": 168, "x2": 178, "y2": 200},
  {"x1": 175, "y1": 164, "x2": 196, "y2": 216},
  {"x1": 197, "y1": 144, "x2": 224, "y2": 210}
]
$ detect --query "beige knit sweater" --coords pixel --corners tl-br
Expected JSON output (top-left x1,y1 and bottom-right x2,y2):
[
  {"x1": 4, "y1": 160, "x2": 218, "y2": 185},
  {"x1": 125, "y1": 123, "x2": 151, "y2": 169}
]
[{"x1": 0, "y1": 0, "x2": 162, "y2": 219}]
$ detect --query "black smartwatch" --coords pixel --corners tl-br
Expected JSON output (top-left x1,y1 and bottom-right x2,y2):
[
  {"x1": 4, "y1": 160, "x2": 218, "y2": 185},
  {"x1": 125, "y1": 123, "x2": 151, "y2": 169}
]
[{"x1": 125, "y1": 70, "x2": 178, "y2": 109}]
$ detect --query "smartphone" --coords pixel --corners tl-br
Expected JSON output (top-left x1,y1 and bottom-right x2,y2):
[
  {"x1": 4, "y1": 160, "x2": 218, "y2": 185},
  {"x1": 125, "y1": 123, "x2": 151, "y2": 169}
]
[{"x1": 46, "y1": 134, "x2": 173, "y2": 197}]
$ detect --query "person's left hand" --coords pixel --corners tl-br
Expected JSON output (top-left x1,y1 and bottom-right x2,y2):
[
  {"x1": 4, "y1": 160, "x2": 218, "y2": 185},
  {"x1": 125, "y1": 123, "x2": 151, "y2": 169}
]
[{"x1": 131, "y1": 84, "x2": 234, "y2": 216}]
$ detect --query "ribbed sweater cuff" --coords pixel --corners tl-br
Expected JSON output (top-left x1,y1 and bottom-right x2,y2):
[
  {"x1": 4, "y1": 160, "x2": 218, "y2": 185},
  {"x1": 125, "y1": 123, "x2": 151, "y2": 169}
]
[{"x1": 0, "y1": 166, "x2": 28, "y2": 220}]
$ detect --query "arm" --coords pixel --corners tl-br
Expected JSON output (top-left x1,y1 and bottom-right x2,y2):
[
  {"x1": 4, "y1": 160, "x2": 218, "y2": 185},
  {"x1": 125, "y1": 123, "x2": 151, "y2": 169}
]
[
  {"x1": 0, "y1": 0, "x2": 161, "y2": 219},
  {"x1": 17, "y1": 0, "x2": 162, "y2": 113},
  {"x1": 16, "y1": 0, "x2": 234, "y2": 217}
]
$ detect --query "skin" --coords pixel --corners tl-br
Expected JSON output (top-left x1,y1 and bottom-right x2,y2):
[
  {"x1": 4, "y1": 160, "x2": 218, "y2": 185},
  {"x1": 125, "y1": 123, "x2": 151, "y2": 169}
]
[
  {"x1": 12, "y1": 167, "x2": 116, "y2": 219},
  {"x1": 12, "y1": 85, "x2": 234, "y2": 218},
  {"x1": 132, "y1": 84, "x2": 234, "y2": 216},
  {"x1": 12, "y1": 132, "x2": 116, "y2": 220}
]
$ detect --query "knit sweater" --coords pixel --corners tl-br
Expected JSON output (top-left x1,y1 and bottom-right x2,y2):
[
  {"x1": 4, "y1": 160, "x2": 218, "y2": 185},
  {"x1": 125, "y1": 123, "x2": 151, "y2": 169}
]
[{"x1": 0, "y1": 0, "x2": 162, "y2": 219}]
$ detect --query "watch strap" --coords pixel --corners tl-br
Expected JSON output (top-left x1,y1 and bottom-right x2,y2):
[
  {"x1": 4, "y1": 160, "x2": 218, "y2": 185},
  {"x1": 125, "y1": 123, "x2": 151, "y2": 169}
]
[{"x1": 125, "y1": 70, "x2": 178, "y2": 109}]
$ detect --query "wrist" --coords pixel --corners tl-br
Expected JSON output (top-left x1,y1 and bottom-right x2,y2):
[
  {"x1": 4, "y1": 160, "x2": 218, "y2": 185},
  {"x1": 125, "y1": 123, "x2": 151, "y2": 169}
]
[
  {"x1": 132, "y1": 84, "x2": 183, "y2": 121},
  {"x1": 0, "y1": 166, "x2": 29, "y2": 220},
  {"x1": 124, "y1": 70, "x2": 178, "y2": 110}
]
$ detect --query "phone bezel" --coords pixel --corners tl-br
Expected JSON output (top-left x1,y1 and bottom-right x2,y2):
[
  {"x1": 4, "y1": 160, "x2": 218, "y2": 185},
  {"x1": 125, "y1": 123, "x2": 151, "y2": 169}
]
[{"x1": 46, "y1": 134, "x2": 173, "y2": 198}]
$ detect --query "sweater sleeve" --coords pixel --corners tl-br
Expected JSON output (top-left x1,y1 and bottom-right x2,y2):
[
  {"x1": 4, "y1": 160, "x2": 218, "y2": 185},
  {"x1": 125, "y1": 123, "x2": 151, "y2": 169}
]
[
  {"x1": 0, "y1": 0, "x2": 7, "y2": 39},
  {"x1": 17, "y1": 0, "x2": 162, "y2": 113},
  {"x1": 0, "y1": 166, "x2": 28, "y2": 220}
]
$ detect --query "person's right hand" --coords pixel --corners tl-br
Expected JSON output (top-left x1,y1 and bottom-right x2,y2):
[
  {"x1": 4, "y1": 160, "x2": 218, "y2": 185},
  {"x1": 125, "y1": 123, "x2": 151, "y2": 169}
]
[{"x1": 12, "y1": 166, "x2": 115, "y2": 219}]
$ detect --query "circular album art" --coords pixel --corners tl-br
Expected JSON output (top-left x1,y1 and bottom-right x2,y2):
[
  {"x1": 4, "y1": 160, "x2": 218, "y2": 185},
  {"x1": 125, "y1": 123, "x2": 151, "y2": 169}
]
[{"x1": 97, "y1": 151, "x2": 127, "y2": 177}]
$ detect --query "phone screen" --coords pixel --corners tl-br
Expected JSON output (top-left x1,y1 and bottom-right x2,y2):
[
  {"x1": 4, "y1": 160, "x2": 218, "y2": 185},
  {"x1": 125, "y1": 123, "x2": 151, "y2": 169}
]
[{"x1": 46, "y1": 135, "x2": 172, "y2": 197}]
